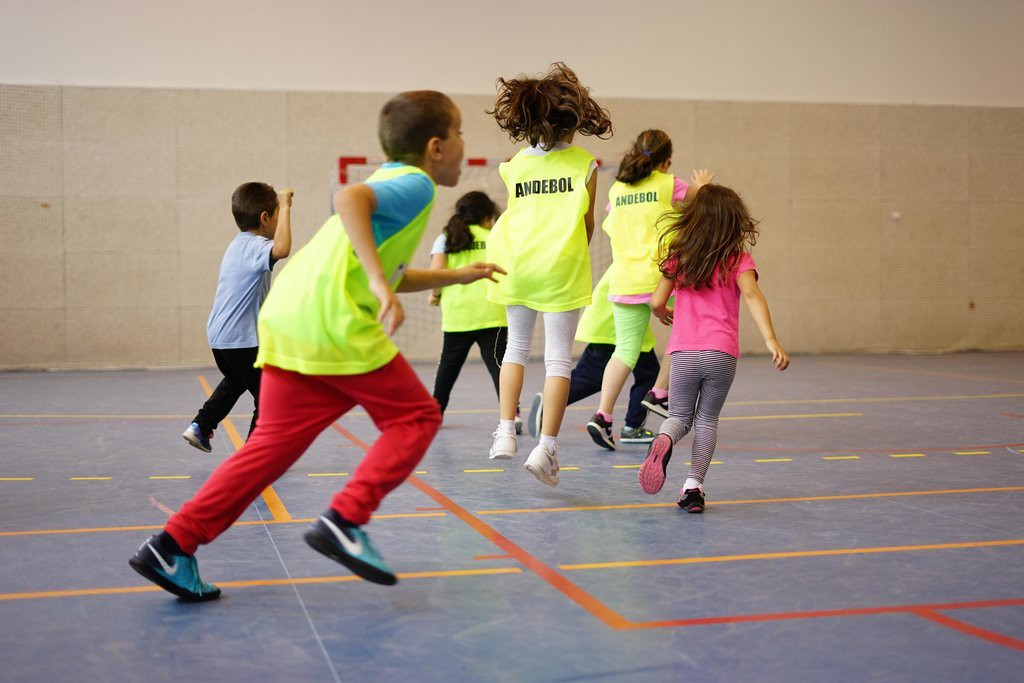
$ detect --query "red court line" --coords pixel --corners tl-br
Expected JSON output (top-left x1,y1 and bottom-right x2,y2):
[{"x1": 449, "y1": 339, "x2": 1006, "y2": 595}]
[
  {"x1": 330, "y1": 421, "x2": 630, "y2": 629},
  {"x1": 328, "y1": 419, "x2": 1024, "y2": 649},
  {"x1": 912, "y1": 607, "x2": 1024, "y2": 652}
]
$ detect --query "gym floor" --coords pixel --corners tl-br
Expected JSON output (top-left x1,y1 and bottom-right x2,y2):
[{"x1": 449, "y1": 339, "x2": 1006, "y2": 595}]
[{"x1": 1, "y1": 353, "x2": 1022, "y2": 682}]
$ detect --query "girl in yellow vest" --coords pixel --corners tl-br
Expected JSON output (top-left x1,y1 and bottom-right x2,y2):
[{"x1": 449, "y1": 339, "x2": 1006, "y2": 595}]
[
  {"x1": 485, "y1": 62, "x2": 613, "y2": 487},
  {"x1": 429, "y1": 191, "x2": 521, "y2": 431},
  {"x1": 586, "y1": 129, "x2": 713, "y2": 450}
]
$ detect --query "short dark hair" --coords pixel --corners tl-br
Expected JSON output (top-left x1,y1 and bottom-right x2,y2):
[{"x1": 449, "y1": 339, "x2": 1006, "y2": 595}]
[
  {"x1": 231, "y1": 182, "x2": 278, "y2": 230},
  {"x1": 379, "y1": 91, "x2": 455, "y2": 164}
]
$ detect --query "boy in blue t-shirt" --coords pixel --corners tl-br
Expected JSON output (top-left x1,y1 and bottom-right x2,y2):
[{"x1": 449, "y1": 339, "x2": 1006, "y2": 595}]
[{"x1": 182, "y1": 183, "x2": 293, "y2": 452}]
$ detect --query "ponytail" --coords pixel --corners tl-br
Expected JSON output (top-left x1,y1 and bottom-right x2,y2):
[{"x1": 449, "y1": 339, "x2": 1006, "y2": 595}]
[
  {"x1": 444, "y1": 191, "x2": 499, "y2": 254},
  {"x1": 615, "y1": 129, "x2": 672, "y2": 185}
]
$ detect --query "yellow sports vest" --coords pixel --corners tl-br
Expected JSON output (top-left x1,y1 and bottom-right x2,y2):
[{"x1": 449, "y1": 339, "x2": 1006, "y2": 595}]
[
  {"x1": 575, "y1": 266, "x2": 656, "y2": 352},
  {"x1": 255, "y1": 165, "x2": 435, "y2": 375},
  {"x1": 602, "y1": 171, "x2": 675, "y2": 295},
  {"x1": 486, "y1": 146, "x2": 594, "y2": 312},
  {"x1": 440, "y1": 224, "x2": 507, "y2": 332}
]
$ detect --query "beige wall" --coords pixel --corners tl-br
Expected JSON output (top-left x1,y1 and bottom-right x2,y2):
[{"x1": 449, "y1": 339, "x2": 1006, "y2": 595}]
[{"x1": 1, "y1": 84, "x2": 1023, "y2": 368}]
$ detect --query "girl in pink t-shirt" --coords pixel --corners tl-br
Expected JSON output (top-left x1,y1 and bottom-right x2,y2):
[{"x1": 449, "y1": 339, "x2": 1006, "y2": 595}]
[{"x1": 639, "y1": 184, "x2": 789, "y2": 512}]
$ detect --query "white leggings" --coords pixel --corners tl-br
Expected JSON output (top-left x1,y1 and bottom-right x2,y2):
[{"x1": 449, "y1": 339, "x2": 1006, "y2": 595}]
[{"x1": 502, "y1": 305, "x2": 580, "y2": 379}]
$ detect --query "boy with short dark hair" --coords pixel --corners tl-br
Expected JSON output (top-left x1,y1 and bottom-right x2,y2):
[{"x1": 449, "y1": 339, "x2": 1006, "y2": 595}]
[
  {"x1": 182, "y1": 182, "x2": 293, "y2": 452},
  {"x1": 132, "y1": 91, "x2": 503, "y2": 601}
]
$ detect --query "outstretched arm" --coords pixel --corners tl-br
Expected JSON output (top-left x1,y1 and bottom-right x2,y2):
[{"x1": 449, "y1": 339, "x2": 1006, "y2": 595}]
[
  {"x1": 397, "y1": 262, "x2": 507, "y2": 293},
  {"x1": 737, "y1": 270, "x2": 789, "y2": 370},
  {"x1": 682, "y1": 168, "x2": 715, "y2": 202}
]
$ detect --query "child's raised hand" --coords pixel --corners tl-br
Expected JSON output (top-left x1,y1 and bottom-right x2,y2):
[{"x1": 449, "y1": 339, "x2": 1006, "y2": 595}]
[
  {"x1": 278, "y1": 188, "x2": 294, "y2": 207},
  {"x1": 370, "y1": 277, "x2": 404, "y2": 335},
  {"x1": 690, "y1": 169, "x2": 715, "y2": 188},
  {"x1": 766, "y1": 338, "x2": 789, "y2": 371},
  {"x1": 457, "y1": 262, "x2": 507, "y2": 284}
]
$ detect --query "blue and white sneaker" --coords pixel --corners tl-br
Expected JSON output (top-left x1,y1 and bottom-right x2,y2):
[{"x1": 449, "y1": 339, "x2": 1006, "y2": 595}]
[
  {"x1": 304, "y1": 512, "x2": 398, "y2": 586},
  {"x1": 182, "y1": 422, "x2": 212, "y2": 453},
  {"x1": 129, "y1": 536, "x2": 221, "y2": 602},
  {"x1": 527, "y1": 392, "x2": 543, "y2": 439}
]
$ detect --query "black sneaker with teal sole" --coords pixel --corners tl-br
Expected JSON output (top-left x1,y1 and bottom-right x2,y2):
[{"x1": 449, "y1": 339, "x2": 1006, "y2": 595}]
[
  {"x1": 620, "y1": 425, "x2": 655, "y2": 444},
  {"x1": 304, "y1": 512, "x2": 398, "y2": 586},
  {"x1": 129, "y1": 536, "x2": 221, "y2": 602}
]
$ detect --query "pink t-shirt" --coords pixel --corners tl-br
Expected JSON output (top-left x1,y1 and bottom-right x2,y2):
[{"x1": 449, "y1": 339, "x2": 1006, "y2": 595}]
[
  {"x1": 608, "y1": 177, "x2": 690, "y2": 305},
  {"x1": 666, "y1": 252, "x2": 757, "y2": 358}
]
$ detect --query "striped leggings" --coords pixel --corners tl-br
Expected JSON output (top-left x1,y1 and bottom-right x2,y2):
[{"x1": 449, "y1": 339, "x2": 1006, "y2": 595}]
[{"x1": 659, "y1": 350, "x2": 737, "y2": 485}]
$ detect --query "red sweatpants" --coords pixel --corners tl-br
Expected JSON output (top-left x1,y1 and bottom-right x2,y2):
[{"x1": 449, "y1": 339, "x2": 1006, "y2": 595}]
[{"x1": 166, "y1": 355, "x2": 441, "y2": 555}]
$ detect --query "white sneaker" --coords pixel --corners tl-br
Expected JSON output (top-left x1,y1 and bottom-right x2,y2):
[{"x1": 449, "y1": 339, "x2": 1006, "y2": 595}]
[
  {"x1": 524, "y1": 444, "x2": 559, "y2": 487},
  {"x1": 489, "y1": 430, "x2": 518, "y2": 460}
]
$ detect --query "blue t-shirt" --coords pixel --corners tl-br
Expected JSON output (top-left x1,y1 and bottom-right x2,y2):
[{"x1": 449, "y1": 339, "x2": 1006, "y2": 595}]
[
  {"x1": 365, "y1": 163, "x2": 436, "y2": 245},
  {"x1": 206, "y1": 232, "x2": 275, "y2": 349}
]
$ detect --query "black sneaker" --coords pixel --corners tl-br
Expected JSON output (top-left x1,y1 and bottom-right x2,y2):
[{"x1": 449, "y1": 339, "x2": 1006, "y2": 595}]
[
  {"x1": 129, "y1": 535, "x2": 221, "y2": 602},
  {"x1": 677, "y1": 488, "x2": 705, "y2": 513},
  {"x1": 641, "y1": 391, "x2": 669, "y2": 418},
  {"x1": 620, "y1": 425, "x2": 655, "y2": 444},
  {"x1": 304, "y1": 511, "x2": 398, "y2": 586},
  {"x1": 586, "y1": 412, "x2": 616, "y2": 451}
]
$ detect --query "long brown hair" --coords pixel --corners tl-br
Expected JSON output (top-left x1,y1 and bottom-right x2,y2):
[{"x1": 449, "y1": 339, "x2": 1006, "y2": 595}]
[
  {"x1": 616, "y1": 130, "x2": 672, "y2": 184},
  {"x1": 488, "y1": 62, "x2": 612, "y2": 150},
  {"x1": 658, "y1": 185, "x2": 759, "y2": 289},
  {"x1": 444, "y1": 191, "x2": 499, "y2": 254}
]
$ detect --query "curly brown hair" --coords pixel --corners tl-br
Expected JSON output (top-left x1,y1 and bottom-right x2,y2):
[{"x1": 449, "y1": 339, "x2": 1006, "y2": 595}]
[
  {"x1": 616, "y1": 130, "x2": 672, "y2": 184},
  {"x1": 658, "y1": 184, "x2": 760, "y2": 290},
  {"x1": 488, "y1": 62, "x2": 612, "y2": 150}
]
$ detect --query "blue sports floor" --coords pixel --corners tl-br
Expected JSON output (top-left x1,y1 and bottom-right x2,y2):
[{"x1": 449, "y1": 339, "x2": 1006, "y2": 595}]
[{"x1": 1, "y1": 353, "x2": 1023, "y2": 682}]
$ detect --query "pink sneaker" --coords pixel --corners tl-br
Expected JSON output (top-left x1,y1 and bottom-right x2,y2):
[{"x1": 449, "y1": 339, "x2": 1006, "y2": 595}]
[{"x1": 638, "y1": 434, "x2": 673, "y2": 494}]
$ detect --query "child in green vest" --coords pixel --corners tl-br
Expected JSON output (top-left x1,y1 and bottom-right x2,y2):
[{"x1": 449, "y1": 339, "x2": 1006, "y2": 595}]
[
  {"x1": 129, "y1": 91, "x2": 505, "y2": 601},
  {"x1": 485, "y1": 63, "x2": 613, "y2": 487},
  {"x1": 429, "y1": 191, "x2": 520, "y2": 432},
  {"x1": 587, "y1": 130, "x2": 713, "y2": 450}
]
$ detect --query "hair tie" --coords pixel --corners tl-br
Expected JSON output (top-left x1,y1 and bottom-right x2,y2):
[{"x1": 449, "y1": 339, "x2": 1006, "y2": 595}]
[{"x1": 641, "y1": 149, "x2": 650, "y2": 157}]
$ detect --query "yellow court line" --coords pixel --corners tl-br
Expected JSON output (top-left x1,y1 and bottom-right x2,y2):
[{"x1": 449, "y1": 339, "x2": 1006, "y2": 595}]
[
  {"x1": 755, "y1": 458, "x2": 793, "y2": 463},
  {"x1": 475, "y1": 486, "x2": 1024, "y2": 516},
  {"x1": 307, "y1": 473, "x2": 349, "y2": 477},
  {"x1": 464, "y1": 469, "x2": 504, "y2": 473},
  {"x1": 4, "y1": 393, "x2": 1020, "y2": 422},
  {"x1": 559, "y1": 467, "x2": 581, "y2": 471},
  {"x1": 890, "y1": 453, "x2": 927, "y2": 458},
  {"x1": 198, "y1": 375, "x2": 292, "y2": 522},
  {"x1": 415, "y1": 470, "x2": 427, "y2": 474},
  {"x1": 954, "y1": 451, "x2": 990, "y2": 455},
  {"x1": 69, "y1": 477, "x2": 112, "y2": 481},
  {"x1": 823, "y1": 456, "x2": 860, "y2": 460},
  {"x1": 148, "y1": 476, "x2": 191, "y2": 480},
  {"x1": 0, "y1": 567, "x2": 523, "y2": 602},
  {"x1": 558, "y1": 538, "x2": 1024, "y2": 571},
  {"x1": 0, "y1": 512, "x2": 447, "y2": 539},
  {"x1": 613, "y1": 464, "x2": 642, "y2": 469},
  {"x1": 0, "y1": 477, "x2": 34, "y2": 481}
]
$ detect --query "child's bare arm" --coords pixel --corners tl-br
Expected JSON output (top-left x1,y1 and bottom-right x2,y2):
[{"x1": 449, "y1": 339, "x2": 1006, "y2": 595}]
[
  {"x1": 270, "y1": 189, "x2": 293, "y2": 260},
  {"x1": 682, "y1": 169, "x2": 715, "y2": 202},
  {"x1": 737, "y1": 270, "x2": 789, "y2": 370},
  {"x1": 397, "y1": 262, "x2": 506, "y2": 293},
  {"x1": 334, "y1": 185, "x2": 404, "y2": 334},
  {"x1": 427, "y1": 252, "x2": 446, "y2": 305},
  {"x1": 584, "y1": 171, "x2": 598, "y2": 243},
  {"x1": 650, "y1": 276, "x2": 675, "y2": 325}
]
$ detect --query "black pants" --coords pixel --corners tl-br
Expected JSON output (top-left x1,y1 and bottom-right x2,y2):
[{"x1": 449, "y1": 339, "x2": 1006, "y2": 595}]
[
  {"x1": 433, "y1": 327, "x2": 507, "y2": 414},
  {"x1": 193, "y1": 347, "x2": 261, "y2": 438},
  {"x1": 568, "y1": 344, "x2": 660, "y2": 428}
]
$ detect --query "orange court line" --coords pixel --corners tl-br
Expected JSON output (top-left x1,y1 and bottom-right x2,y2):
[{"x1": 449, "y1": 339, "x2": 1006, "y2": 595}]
[
  {"x1": 558, "y1": 538, "x2": 1024, "y2": 571},
  {"x1": 330, "y1": 421, "x2": 631, "y2": 630},
  {"x1": 474, "y1": 486, "x2": 1024, "y2": 516},
  {"x1": 474, "y1": 554, "x2": 515, "y2": 561},
  {"x1": 198, "y1": 375, "x2": 292, "y2": 522},
  {"x1": 0, "y1": 567, "x2": 523, "y2": 602},
  {"x1": 912, "y1": 608, "x2": 1024, "y2": 652},
  {"x1": 0, "y1": 512, "x2": 447, "y2": 539}
]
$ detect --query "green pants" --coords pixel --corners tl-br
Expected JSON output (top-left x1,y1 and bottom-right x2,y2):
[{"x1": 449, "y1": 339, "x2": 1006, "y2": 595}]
[{"x1": 611, "y1": 302, "x2": 651, "y2": 369}]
